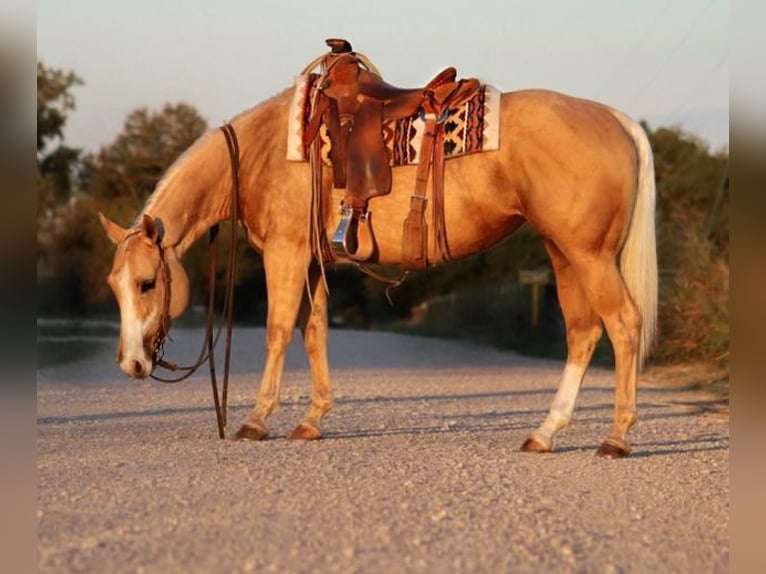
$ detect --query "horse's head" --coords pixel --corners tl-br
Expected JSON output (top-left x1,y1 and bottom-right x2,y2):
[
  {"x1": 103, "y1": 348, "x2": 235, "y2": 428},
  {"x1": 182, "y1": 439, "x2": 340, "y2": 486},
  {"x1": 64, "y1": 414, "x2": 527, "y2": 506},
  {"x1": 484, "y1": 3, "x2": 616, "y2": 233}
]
[{"x1": 99, "y1": 212, "x2": 189, "y2": 378}]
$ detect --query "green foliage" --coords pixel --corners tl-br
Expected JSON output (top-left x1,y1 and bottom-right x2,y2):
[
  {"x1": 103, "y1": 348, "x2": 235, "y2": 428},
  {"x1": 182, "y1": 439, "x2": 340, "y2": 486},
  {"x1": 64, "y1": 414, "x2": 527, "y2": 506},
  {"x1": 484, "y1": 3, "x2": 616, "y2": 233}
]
[
  {"x1": 36, "y1": 69, "x2": 210, "y2": 315},
  {"x1": 37, "y1": 196, "x2": 114, "y2": 314},
  {"x1": 82, "y1": 103, "x2": 207, "y2": 203},
  {"x1": 37, "y1": 62, "x2": 83, "y2": 221},
  {"x1": 37, "y1": 62, "x2": 82, "y2": 153},
  {"x1": 39, "y1": 145, "x2": 81, "y2": 205},
  {"x1": 647, "y1": 123, "x2": 729, "y2": 259},
  {"x1": 653, "y1": 207, "x2": 729, "y2": 365},
  {"x1": 642, "y1": 123, "x2": 729, "y2": 374}
]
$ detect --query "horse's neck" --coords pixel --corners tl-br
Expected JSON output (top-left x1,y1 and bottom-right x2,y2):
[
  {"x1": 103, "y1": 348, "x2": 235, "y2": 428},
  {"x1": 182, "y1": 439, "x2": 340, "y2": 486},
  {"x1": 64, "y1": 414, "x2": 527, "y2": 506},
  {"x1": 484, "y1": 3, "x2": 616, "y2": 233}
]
[
  {"x1": 142, "y1": 133, "x2": 231, "y2": 256},
  {"x1": 141, "y1": 91, "x2": 291, "y2": 256}
]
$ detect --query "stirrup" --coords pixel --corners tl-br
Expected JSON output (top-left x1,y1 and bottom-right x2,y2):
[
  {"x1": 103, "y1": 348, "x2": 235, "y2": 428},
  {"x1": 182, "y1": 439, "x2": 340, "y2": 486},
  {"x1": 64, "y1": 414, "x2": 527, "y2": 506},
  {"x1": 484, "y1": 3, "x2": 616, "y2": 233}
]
[{"x1": 330, "y1": 206, "x2": 374, "y2": 261}]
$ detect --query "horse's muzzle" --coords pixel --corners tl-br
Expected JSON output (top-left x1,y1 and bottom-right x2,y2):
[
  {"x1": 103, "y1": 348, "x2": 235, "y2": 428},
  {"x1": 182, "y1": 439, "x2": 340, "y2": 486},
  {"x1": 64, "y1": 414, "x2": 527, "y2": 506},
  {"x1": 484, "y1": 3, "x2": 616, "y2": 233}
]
[{"x1": 117, "y1": 355, "x2": 153, "y2": 379}]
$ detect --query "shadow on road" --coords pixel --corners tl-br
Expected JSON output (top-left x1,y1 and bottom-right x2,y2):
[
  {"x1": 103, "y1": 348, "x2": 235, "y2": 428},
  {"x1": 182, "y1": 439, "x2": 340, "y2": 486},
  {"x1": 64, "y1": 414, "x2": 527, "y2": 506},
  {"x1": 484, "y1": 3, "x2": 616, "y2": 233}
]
[{"x1": 38, "y1": 381, "x2": 729, "y2": 460}]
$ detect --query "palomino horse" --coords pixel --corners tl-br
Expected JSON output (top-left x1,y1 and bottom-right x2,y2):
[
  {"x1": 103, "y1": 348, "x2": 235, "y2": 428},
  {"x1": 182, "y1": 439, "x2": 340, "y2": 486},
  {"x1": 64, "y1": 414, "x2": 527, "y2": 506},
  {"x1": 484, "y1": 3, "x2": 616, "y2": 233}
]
[{"x1": 100, "y1": 84, "x2": 657, "y2": 457}]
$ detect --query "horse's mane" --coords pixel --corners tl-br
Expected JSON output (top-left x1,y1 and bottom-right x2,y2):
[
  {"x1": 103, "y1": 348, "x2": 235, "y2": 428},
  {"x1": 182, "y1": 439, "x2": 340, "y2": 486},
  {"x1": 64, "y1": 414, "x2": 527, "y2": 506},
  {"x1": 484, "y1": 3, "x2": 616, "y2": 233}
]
[
  {"x1": 141, "y1": 89, "x2": 293, "y2": 222},
  {"x1": 139, "y1": 129, "x2": 216, "y2": 220}
]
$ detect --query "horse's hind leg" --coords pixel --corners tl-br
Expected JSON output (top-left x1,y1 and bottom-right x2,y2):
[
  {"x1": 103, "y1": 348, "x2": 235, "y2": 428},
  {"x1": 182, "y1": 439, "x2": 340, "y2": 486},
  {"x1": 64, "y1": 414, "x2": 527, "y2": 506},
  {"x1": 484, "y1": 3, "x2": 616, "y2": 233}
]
[
  {"x1": 522, "y1": 242, "x2": 603, "y2": 453},
  {"x1": 564, "y1": 253, "x2": 642, "y2": 457},
  {"x1": 234, "y1": 243, "x2": 309, "y2": 441},
  {"x1": 590, "y1": 269, "x2": 642, "y2": 458},
  {"x1": 289, "y1": 264, "x2": 333, "y2": 440}
]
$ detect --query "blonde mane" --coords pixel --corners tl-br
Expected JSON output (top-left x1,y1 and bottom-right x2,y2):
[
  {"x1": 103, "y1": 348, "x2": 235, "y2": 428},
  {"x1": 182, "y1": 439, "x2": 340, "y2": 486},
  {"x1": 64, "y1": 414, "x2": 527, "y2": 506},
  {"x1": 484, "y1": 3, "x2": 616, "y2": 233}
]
[{"x1": 140, "y1": 129, "x2": 219, "y2": 220}]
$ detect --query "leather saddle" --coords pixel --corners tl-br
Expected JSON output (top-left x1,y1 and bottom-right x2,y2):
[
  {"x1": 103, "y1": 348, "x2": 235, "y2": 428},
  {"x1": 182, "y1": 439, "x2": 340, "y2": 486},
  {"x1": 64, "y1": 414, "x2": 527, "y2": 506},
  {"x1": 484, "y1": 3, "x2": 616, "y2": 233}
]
[{"x1": 303, "y1": 39, "x2": 480, "y2": 268}]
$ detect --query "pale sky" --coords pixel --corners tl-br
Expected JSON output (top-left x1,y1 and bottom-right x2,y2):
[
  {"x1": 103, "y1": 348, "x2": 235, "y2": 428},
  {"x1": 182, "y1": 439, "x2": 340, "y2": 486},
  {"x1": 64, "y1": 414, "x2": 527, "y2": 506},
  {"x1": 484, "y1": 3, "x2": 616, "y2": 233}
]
[{"x1": 37, "y1": 0, "x2": 729, "y2": 153}]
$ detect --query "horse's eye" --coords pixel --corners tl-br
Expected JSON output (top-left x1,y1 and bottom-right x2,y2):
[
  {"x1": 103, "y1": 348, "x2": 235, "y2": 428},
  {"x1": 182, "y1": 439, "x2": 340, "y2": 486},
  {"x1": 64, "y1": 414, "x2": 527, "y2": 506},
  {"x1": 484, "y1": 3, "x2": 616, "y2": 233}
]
[{"x1": 140, "y1": 279, "x2": 156, "y2": 293}]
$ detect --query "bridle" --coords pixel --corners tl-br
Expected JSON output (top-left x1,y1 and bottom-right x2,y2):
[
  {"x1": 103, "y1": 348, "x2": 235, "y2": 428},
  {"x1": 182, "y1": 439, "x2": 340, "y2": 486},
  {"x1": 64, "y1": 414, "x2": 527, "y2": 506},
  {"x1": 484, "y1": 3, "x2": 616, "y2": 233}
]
[
  {"x1": 116, "y1": 224, "x2": 175, "y2": 366},
  {"x1": 150, "y1": 240, "x2": 173, "y2": 369},
  {"x1": 136, "y1": 122, "x2": 241, "y2": 440}
]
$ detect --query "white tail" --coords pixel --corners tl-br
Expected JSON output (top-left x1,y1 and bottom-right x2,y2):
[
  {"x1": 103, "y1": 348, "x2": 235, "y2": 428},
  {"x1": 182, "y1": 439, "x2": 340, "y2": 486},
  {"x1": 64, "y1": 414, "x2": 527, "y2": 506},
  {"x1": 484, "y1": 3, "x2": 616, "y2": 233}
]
[{"x1": 610, "y1": 109, "x2": 658, "y2": 368}]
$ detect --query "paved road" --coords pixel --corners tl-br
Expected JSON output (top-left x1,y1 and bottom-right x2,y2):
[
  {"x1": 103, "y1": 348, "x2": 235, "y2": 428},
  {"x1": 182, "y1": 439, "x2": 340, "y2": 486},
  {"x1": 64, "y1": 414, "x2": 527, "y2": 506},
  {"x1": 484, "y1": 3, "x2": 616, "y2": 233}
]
[{"x1": 37, "y1": 328, "x2": 729, "y2": 573}]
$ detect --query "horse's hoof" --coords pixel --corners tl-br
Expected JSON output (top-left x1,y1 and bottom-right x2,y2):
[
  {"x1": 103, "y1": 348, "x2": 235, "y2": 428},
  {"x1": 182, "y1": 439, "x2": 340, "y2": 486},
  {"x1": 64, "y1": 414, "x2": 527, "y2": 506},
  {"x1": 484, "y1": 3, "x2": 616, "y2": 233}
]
[
  {"x1": 520, "y1": 435, "x2": 551, "y2": 453},
  {"x1": 288, "y1": 422, "x2": 322, "y2": 441},
  {"x1": 233, "y1": 424, "x2": 269, "y2": 441},
  {"x1": 596, "y1": 440, "x2": 631, "y2": 458}
]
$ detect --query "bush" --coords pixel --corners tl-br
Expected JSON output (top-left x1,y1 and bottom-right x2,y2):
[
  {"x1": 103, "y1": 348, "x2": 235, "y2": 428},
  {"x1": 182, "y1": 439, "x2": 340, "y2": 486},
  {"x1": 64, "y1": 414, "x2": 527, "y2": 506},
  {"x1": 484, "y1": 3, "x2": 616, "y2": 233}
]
[{"x1": 654, "y1": 209, "x2": 729, "y2": 368}]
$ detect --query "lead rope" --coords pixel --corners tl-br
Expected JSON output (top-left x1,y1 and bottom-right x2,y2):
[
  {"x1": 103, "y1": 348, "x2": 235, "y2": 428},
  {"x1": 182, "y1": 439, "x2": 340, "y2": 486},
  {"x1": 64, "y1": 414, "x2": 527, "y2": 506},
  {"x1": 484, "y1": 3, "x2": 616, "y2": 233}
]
[
  {"x1": 219, "y1": 122, "x2": 241, "y2": 431},
  {"x1": 149, "y1": 228, "x2": 222, "y2": 382},
  {"x1": 149, "y1": 123, "x2": 241, "y2": 440}
]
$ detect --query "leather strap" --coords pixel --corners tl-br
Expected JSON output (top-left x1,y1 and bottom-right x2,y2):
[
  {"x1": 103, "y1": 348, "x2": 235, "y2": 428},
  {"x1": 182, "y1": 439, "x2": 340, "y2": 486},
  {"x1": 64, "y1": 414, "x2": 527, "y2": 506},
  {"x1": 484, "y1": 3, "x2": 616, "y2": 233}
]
[
  {"x1": 402, "y1": 114, "x2": 437, "y2": 269},
  {"x1": 148, "y1": 123, "x2": 241, "y2": 440},
  {"x1": 432, "y1": 117, "x2": 450, "y2": 263}
]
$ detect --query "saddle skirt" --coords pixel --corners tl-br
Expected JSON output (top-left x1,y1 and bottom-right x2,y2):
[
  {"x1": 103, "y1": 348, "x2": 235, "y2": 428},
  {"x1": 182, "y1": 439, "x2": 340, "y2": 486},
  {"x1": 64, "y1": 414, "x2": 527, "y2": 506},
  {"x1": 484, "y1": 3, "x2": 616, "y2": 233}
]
[{"x1": 287, "y1": 73, "x2": 501, "y2": 166}]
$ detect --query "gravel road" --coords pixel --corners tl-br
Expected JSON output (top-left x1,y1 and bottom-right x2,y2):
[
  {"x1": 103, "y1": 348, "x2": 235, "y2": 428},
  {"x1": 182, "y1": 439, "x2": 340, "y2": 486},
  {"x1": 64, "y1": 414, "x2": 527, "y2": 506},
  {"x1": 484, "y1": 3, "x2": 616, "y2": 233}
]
[{"x1": 37, "y1": 328, "x2": 729, "y2": 573}]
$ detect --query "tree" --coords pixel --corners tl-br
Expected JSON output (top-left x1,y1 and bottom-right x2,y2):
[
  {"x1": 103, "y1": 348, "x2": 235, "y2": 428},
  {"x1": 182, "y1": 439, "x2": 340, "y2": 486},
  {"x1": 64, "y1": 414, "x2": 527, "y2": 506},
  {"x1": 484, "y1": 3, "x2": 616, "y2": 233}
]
[
  {"x1": 37, "y1": 62, "x2": 82, "y2": 213},
  {"x1": 37, "y1": 62, "x2": 82, "y2": 153},
  {"x1": 82, "y1": 103, "x2": 207, "y2": 206},
  {"x1": 85, "y1": 103, "x2": 211, "y2": 309},
  {"x1": 646, "y1": 123, "x2": 728, "y2": 259},
  {"x1": 644, "y1": 124, "x2": 729, "y2": 369},
  {"x1": 39, "y1": 101, "x2": 210, "y2": 315}
]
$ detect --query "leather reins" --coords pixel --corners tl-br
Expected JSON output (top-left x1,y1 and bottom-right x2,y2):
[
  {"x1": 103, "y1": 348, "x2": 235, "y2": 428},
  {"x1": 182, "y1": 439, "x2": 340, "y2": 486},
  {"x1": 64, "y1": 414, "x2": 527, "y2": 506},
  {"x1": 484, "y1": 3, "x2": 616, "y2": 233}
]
[{"x1": 148, "y1": 122, "x2": 241, "y2": 440}]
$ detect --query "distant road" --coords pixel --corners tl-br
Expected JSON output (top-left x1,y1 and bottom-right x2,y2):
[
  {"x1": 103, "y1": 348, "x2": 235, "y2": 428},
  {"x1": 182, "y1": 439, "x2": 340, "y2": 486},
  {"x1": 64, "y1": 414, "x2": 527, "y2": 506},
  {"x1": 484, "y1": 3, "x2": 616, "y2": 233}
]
[{"x1": 37, "y1": 328, "x2": 729, "y2": 573}]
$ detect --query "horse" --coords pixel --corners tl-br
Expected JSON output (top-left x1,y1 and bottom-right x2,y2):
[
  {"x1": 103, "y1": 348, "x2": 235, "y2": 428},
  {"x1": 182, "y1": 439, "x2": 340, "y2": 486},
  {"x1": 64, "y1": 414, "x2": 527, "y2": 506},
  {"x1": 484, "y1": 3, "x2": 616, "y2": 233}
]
[{"x1": 99, "y1": 81, "x2": 657, "y2": 458}]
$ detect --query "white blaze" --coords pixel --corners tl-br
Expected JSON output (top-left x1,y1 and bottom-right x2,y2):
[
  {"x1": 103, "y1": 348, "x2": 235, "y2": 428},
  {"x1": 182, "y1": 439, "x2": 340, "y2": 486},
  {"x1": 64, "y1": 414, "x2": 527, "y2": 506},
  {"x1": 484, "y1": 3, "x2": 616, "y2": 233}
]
[{"x1": 116, "y1": 260, "x2": 156, "y2": 377}]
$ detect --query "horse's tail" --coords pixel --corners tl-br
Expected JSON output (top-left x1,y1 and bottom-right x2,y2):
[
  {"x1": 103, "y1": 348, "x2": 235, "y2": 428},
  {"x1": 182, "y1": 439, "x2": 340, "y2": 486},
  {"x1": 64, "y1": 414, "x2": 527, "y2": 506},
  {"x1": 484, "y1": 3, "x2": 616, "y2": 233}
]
[{"x1": 610, "y1": 109, "x2": 658, "y2": 369}]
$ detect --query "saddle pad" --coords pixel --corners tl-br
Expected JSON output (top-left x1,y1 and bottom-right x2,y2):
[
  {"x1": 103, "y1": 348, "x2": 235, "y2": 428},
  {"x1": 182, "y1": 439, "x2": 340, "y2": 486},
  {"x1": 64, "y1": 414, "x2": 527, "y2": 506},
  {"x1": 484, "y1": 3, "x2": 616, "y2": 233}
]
[{"x1": 286, "y1": 74, "x2": 501, "y2": 165}]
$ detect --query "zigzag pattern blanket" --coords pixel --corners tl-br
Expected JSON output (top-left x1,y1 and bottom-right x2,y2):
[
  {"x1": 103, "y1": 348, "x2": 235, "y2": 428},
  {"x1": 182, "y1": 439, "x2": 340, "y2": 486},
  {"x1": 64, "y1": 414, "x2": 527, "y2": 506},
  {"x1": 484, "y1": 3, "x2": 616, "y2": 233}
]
[{"x1": 286, "y1": 74, "x2": 501, "y2": 166}]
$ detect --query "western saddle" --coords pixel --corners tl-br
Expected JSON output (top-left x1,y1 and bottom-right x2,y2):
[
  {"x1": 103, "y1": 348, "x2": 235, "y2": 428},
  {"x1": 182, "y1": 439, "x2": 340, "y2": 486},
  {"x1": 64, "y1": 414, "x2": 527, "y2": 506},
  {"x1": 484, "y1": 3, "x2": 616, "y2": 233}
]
[{"x1": 302, "y1": 39, "x2": 480, "y2": 270}]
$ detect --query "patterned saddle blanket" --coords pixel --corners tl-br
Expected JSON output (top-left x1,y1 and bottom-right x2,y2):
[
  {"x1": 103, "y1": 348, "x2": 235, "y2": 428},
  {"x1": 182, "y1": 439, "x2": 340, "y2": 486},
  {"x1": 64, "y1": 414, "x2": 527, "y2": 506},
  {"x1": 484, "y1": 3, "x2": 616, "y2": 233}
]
[{"x1": 286, "y1": 73, "x2": 501, "y2": 166}]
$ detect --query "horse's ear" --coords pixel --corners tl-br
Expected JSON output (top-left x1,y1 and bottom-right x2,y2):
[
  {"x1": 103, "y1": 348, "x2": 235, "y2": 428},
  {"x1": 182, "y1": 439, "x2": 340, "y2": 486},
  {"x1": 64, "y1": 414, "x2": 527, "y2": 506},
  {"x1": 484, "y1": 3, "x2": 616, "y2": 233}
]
[
  {"x1": 140, "y1": 214, "x2": 158, "y2": 242},
  {"x1": 99, "y1": 212, "x2": 126, "y2": 245},
  {"x1": 140, "y1": 214, "x2": 165, "y2": 244},
  {"x1": 166, "y1": 250, "x2": 189, "y2": 319}
]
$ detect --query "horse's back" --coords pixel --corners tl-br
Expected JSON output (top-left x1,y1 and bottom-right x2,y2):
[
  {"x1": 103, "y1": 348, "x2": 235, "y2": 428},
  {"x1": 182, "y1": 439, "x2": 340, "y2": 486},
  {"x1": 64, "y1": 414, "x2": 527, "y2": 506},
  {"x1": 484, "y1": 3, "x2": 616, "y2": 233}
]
[{"x1": 236, "y1": 85, "x2": 642, "y2": 260}]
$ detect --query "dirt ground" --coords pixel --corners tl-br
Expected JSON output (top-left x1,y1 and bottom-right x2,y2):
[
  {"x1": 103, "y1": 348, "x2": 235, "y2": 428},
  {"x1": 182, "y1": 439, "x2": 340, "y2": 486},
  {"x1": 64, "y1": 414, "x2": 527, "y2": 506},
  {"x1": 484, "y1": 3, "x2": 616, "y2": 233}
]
[{"x1": 37, "y1": 328, "x2": 729, "y2": 573}]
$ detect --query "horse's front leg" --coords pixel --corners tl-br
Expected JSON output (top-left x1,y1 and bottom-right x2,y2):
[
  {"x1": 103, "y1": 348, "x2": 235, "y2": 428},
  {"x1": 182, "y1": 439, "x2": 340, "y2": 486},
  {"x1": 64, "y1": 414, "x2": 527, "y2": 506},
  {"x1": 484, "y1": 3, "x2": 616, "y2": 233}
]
[
  {"x1": 234, "y1": 243, "x2": 309, "y2": 441},
  {"x1": 289, "y1": 263, "x2": 332, "y2": 440}
]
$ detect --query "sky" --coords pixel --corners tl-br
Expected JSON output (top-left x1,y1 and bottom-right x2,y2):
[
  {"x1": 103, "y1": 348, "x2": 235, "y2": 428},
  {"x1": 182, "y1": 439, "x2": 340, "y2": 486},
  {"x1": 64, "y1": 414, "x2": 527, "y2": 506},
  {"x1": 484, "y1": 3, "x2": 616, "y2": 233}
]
[{"x1": 37, "y1": 0, "x2": 729, "y2": 153}]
